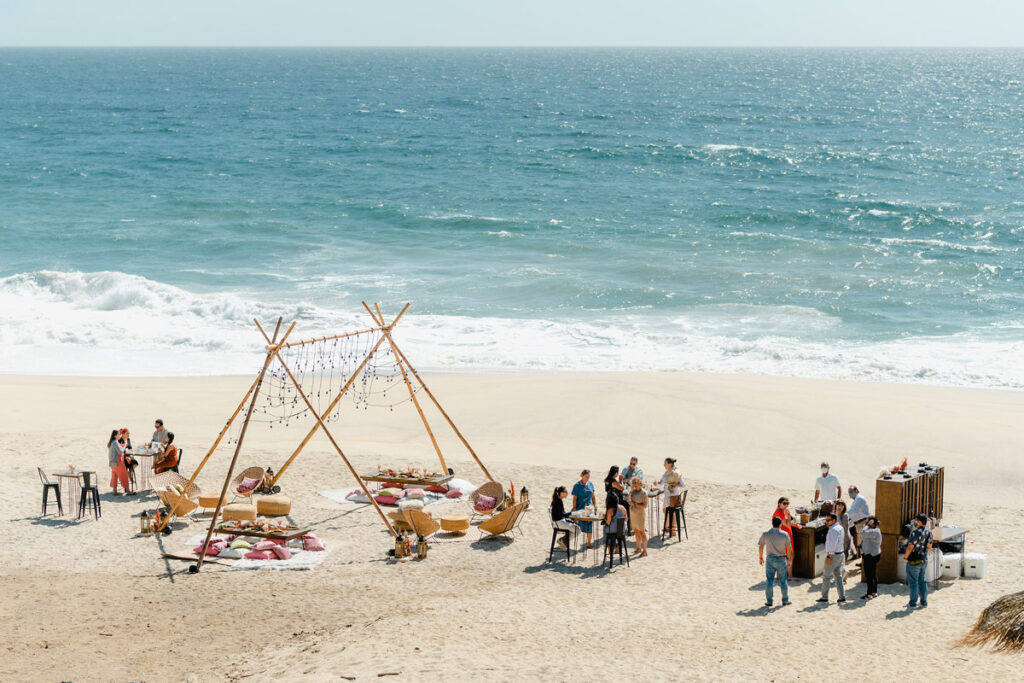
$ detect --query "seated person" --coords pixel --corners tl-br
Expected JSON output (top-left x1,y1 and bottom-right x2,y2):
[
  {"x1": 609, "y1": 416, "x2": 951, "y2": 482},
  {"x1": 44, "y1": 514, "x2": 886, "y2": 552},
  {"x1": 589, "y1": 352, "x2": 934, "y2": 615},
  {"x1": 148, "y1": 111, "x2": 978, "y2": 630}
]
[
  {"x1": 152, "y1": 419, "x2": 168, "y2": 449},
  {"x1": 153, "y1": 432, "x2": 178, "y2": 474},
  {"x1": 550, "y1": 486, "x2": 578, "y2": 550},
  {"x1": 602, "y1": 494, "x2": 627, "y2": 545}
]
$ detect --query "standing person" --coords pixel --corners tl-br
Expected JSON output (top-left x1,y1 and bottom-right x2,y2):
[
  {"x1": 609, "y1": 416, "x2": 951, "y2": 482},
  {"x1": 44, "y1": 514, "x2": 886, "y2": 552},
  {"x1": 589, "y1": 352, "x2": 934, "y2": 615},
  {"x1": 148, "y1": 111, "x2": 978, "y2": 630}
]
[
  {"x1": 621, "y1": 457, "x2": 644, "y2": 485},
  {"x1": 628, "y1": 477, "x2": 649, "y2": 557},
  {"x1": 571, "y1": 470, "x2": 597, "y2": 548},
  {"x1": 550, "y1": 486, "x2": 578, "y2": 551},
  {"x1": 814, "y1": 462, "x2": 841, "y2": 503},
  {"x1": 847, "y1": 485, "x2": 869, "y2": 558},
  {"x1": 660, "y1": 458, "x2": 685, "y2": 537},
  {"x1": 107, "y1": 429, "x2": 130, "y2": 495},
  {"x1": 905, "y1": 514, "x2": 934, "y2": 609},
  {"x1": 772, "y1": 496, "x2": 800, "y2": 551},
  {"x1": 834, "y1": 499, "x2": 853, "y2": 558},
  {"x1": 859, "y1": 516, "x2": 882, "y2": 599},
  {"x1": 817, "y1": 513, "x2": 847, "y2": 604},
  {"x1": 758, "y1": 516, "x2": 793, "y2": 607},
  {"x1": 152, "y1": 419, "x2": 168, "y2": 448},
  {"x1": 604, "y1": 465, "x2": 630, "y2": 533}
]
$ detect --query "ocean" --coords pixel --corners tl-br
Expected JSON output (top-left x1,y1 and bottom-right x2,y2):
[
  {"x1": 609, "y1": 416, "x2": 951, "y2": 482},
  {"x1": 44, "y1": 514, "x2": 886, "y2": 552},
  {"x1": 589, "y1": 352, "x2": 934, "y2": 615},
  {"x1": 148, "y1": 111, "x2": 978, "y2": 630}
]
[{"x1": 1, "y1": 48, "x2": 1022, "y2": 387}]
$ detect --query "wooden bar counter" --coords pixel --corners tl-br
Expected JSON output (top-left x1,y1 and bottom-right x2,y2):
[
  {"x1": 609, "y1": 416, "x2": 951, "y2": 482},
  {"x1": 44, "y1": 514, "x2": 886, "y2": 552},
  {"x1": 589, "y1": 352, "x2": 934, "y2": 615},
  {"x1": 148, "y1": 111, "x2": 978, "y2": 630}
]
[{"x1": 791, "y1": 518, "x2": 829, "y2": 579}]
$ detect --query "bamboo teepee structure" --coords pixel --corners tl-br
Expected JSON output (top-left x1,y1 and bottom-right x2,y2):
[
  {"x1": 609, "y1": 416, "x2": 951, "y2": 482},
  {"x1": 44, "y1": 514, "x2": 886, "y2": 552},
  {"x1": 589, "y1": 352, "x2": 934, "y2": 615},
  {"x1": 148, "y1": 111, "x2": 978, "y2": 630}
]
[{"x1": 156, "y1": 303, "x2": 494, "y2": 573}]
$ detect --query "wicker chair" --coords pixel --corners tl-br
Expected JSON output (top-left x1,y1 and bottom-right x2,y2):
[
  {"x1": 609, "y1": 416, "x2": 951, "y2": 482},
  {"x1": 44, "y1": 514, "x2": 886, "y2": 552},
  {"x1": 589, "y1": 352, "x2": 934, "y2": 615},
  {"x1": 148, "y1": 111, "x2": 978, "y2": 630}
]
[
  {"x1": 478, "y1": 501, "x2": 527, "y2": 540},
  {"x1": 151, "y1": 471, "x2": 202, "y2": 528},
  {"x1": 230, "y1": 466, "x2": 266, "y2": 503},
  {"x1": 404, "y1": 509, "x2": 440, "y2": 540},
  {"x1": 468, "y1": 480, "x2": 505, "y2": 521}
]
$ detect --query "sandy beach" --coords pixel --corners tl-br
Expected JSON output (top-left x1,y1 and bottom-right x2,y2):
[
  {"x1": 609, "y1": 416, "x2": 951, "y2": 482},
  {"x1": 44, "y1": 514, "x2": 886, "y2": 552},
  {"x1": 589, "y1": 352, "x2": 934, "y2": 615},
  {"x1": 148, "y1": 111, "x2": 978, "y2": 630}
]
[{"x1": 1, "y1": 370, "x2": 1021, "y2": 681}]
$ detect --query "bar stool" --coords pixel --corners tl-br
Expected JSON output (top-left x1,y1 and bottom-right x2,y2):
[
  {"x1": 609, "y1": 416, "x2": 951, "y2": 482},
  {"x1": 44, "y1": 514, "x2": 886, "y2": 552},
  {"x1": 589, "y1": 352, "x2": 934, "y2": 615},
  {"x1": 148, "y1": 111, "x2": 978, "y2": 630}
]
[
  {"x1": 549, "y1": 517, "x2": 576, "y2": 563},
  {"x1": 38, "y1": 468, "x2": 63, "y2": 516},
  {"x1": 603, "y1": 518, "x2": 630, "y2": 569},
  {"x1": 662, "y1": 489, "x2": 688, "y2": 541},
  {"x1": 78, "y1": 471, "x2": 102, "y2": 520}
]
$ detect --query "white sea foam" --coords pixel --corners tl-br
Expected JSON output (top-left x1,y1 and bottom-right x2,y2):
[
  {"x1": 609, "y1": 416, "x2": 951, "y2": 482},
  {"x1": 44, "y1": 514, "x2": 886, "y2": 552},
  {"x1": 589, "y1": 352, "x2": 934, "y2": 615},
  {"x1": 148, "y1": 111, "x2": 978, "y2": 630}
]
[{"x1": 1, "y1": 271, "x2": 1022, "y2": 390}]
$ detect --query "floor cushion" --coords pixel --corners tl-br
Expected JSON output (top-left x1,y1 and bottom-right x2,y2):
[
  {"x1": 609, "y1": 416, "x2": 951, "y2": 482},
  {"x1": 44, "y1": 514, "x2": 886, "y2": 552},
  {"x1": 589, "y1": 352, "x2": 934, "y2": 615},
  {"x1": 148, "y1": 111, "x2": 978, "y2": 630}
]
[{"x1": 256, "y1": 493, "x2": 292, "y2": 516}]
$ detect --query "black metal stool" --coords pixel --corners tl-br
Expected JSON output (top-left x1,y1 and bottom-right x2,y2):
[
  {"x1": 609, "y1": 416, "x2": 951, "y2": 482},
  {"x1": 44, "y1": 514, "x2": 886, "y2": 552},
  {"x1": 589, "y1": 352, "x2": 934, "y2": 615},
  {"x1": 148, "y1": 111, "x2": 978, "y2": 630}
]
[
  {"x1": 78, "y1": 471, "x2": 102, "y2": 520},
  {"x1": 662, "y1": 490, "x2": 688, "y2": 541},
  {"x1": 38, "y1": 468, "x2": 63, "y2": 516},
  {"x1": 603, "y1": 520, "x2": 630, "y2": 569},
  {"x1": 549, "y1": 525, "x2": 575, "y2": 563}
]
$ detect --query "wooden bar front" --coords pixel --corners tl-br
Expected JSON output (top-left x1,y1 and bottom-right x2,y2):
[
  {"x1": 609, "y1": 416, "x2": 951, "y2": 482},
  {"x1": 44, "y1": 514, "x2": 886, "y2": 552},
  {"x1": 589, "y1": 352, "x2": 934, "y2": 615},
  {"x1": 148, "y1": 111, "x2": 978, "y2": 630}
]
[{"x1": 791, "y1": 521, "x2": 828, "y2": 579}]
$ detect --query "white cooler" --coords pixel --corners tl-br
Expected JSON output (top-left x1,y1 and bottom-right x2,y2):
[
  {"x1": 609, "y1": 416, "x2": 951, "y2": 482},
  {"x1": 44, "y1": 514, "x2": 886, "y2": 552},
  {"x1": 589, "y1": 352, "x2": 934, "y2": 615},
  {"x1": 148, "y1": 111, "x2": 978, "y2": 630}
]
[
  {"x1": 940, "y1": 553, "x2": 962, "y2": 579},
  {"x1": 812, "y1": 544, "x2": 826, "y2": 577},
  {"x1": 963, "y1": 553, "x2": 988, "y2": 579}
]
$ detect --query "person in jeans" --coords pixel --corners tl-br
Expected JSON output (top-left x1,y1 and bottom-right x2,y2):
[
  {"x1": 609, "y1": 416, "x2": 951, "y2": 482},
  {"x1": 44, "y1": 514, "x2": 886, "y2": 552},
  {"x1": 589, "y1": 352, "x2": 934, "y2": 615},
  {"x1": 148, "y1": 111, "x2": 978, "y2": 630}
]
[
  {"x1": 859, "y1": 516, "x2": 882, "y2": 599},
  {"x1": 758, "y1": 516, "x2": 793, "y2": 607},
  {"x1": 905, "y1": 513, "x2": 933, "y2": 608},
  {"x1": 817, "y1": 513, "x2": 847, "y2": 604}
]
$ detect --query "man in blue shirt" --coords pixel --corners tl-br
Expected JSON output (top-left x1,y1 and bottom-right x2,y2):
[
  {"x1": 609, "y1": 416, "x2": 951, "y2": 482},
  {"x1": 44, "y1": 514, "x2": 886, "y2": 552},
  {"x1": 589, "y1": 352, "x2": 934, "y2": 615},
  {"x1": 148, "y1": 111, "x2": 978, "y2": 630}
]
[
  {"x1": 905, "y1": 514, "x2": 934, "y2": 608},
  {"x1": 817, "y1": 513, "x2": 847, "y2": 604}
]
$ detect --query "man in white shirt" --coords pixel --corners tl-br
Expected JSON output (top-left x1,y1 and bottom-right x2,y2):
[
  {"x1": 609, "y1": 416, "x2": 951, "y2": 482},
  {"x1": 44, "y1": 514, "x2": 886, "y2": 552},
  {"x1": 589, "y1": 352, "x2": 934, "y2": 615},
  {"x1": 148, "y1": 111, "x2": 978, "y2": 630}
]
[
  {"x1": 847, "y1": 485, "x2": 870, "y2": 558},
  {"x1": 814, "y1": 462, "x2": 841, "y2": 503},
  {"x1": 817, "y1": 513, "x2": 847, "y2": 604}
]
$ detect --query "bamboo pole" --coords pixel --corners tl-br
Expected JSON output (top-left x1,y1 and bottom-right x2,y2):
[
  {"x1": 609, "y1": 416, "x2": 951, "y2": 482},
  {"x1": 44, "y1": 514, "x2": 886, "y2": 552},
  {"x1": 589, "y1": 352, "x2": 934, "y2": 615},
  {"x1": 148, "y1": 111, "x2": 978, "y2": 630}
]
[
  {"x1": 383, "y1": 330, "x2": 495, "y2": 482},
  {"x1": 367, "y1": 302, "x2": 449, "y2": 476},
  {"x1": 192, "y1": 319, "x2": 295, "y2": 572},
  {"x1": 273, "y1": 351, "x2": 398, "y2": 537},
  {"x1": 267, "y1": 304, "x2": 410, "y2": 488},
  {"x1": 273, "y1": 325, "x2": 386, "y2": 349},
  {"x1": 153, "y1": 372, "x2": 261, "y2": 533}
]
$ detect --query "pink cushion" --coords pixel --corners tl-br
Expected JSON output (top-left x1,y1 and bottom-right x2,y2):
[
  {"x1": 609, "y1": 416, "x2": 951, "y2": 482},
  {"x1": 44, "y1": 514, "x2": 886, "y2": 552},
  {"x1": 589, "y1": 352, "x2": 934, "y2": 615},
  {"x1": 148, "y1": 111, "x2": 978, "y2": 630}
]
[
  {"x1": 374, "y1": 495, "x2": 399, "y2": 506},
  {"x1": 270, "y1": 545, "x2": 292, "y2": 560},
  {"x1": 252, "y1": 540, "x2": 278, "y2": 551},
  {"x1": 238, "y1": 476, "x2": 260, "y2": 493},
  {"x1": 446, "y1": 489, "x2": 463, "y2": 499},
  {"x1": 405, "y1": 488, "x2": 425, "y2": 498},
  {"x1": 243, "y1": 550, "x2": 276, "y2": 560},
  {"x1": 193, "y1": 542, "x2": 224, "y2": 556},
  {"x1": 427, "y1": 485, "x2": 448, "y2": 494},
  {"x1": 475, "y1": 494, "x2": 496, "y2": 511},
  {"x1": 302, "y1": 534, "x2": 325, "y2": 551},
  {"x1": 384, "y1": 482, "x2": 404, "y2": 489}
]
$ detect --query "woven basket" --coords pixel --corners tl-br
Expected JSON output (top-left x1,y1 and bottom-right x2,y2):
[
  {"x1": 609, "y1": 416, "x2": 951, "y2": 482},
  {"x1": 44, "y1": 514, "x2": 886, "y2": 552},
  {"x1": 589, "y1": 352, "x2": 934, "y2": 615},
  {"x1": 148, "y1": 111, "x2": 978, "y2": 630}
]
[
  {"x1": 256, "y1": 494, "x2": 292, "y2": 517},
  {"x1": 221, "y1": 502, "x2": 257, "y2": 522}
]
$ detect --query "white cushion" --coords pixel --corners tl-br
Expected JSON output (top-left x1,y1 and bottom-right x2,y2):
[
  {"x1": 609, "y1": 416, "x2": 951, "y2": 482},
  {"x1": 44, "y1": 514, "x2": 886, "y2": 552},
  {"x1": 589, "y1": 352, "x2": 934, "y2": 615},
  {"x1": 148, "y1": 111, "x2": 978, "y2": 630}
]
[{"x1": 398, "y1": 498, "x2": 425, "y2": 510}]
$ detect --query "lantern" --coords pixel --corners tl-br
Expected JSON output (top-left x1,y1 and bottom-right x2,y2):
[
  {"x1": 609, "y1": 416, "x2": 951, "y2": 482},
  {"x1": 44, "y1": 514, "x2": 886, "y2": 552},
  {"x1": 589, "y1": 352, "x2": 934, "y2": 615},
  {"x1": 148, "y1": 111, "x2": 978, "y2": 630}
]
[
  {"x1": 140, "y1": 511, "x2": 150, "y2": 534},
  {"x1": 417, "y1": 535, "x2": 428, "y2": 559}
]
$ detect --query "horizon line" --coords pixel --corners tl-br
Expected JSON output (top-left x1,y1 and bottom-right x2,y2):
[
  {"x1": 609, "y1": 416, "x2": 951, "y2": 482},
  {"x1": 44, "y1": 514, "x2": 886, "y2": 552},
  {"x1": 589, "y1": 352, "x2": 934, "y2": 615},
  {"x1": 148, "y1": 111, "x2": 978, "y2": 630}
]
[{"x1": 3, "y1": 44, "x2": 1024, "y2": 49}]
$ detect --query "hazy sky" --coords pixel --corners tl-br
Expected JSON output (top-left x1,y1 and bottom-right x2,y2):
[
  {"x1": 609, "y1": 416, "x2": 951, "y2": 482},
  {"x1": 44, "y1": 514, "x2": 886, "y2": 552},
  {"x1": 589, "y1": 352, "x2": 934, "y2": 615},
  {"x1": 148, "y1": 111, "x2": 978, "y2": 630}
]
[{"x1": 2, "y1": 0, "x2": 1024, "y2": 47}]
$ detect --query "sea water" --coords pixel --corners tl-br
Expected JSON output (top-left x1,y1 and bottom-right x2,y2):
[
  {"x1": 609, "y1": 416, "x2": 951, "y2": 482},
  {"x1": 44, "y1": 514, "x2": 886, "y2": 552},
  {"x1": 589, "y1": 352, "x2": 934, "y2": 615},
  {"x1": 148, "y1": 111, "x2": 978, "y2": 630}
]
[{"x1": 1, "y1": 48, "x2": 1022, "y2": 387}]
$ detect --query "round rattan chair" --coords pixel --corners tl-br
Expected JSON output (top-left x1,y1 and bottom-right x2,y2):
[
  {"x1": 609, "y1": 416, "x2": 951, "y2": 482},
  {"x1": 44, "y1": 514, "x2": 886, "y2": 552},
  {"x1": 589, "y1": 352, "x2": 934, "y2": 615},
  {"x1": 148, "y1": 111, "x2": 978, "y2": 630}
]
[
  {"x1": 468, "y1": 480, "x2": 505, "y2": 520},
  {"x1": 230, "y1": 466, "x2": 266, "y2": 503}
]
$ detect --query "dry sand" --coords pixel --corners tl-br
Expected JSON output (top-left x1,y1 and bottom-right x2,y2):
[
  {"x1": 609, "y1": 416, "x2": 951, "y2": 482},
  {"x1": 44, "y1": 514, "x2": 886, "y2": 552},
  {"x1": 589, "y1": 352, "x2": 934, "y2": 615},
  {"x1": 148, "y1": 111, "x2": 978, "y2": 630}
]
[{"x1": 1, "y1": 371, "x2": 1022, "y2": 682}]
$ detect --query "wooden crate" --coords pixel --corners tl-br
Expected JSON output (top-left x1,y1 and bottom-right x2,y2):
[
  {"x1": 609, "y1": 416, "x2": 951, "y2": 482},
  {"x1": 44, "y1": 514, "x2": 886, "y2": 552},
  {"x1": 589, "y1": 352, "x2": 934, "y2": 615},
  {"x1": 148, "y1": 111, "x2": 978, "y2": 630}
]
[
  {"x1": 878, "y1": 532, "x2": 901, "y2": 584},
  {"x1": 876, "y1": 473, "x2": 925, "y2": 535}
]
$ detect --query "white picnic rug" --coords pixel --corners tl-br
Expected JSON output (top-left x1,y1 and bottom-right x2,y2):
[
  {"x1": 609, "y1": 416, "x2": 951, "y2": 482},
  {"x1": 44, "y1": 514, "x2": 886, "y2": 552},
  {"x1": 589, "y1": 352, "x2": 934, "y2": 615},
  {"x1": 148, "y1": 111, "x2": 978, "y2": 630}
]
[{"x1": 182, "y1": 533, "x2": 329, "y2": 571}]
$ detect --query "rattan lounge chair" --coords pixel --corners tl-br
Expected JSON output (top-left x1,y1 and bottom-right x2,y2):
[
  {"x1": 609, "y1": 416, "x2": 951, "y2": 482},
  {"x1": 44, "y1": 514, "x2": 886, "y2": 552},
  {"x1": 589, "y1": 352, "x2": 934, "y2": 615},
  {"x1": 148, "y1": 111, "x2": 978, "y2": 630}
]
[
  {"x1": 468, "y1": 480, "x2": 505, "y2": 521},
  {"x1": 151, "y1": 471, "x2": 202, "y2": 527},
  {"x1": 404, "y1": 509, "x2": 441, "y2": 540},
  {"x1": 478, "y1": 501, "x2": 527, "y2": 540}
]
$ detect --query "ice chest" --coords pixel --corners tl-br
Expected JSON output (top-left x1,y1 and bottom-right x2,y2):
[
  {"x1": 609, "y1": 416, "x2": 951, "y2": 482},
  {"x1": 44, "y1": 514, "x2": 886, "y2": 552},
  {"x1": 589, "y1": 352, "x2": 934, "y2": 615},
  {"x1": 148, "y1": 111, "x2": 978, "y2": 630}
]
[
  {"x1": 963, "y1": 552, "x2": 987, "y2": 579},
  {"x1": 940, "y1": 553, "x2": 961, "y2": 579}
]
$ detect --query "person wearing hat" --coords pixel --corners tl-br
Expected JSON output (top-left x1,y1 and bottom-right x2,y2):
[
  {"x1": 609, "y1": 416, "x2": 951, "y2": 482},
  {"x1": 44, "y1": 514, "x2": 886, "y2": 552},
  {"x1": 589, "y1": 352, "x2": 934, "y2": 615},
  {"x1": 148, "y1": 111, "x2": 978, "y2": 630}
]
[{"x1": 814, "y1": 462, "x2": 841, "y2": 503}]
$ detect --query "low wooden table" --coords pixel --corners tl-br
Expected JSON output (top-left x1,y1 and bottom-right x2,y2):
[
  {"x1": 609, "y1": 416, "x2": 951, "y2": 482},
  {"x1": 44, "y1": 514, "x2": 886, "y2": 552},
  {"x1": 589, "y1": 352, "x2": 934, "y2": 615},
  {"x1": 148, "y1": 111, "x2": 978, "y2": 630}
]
[
  {"x1": 361, "y1": 472, "x2": 454, "y2": 488},
  {"x1": 214, "y1": 525, "x2": 310, "y2": 541}
]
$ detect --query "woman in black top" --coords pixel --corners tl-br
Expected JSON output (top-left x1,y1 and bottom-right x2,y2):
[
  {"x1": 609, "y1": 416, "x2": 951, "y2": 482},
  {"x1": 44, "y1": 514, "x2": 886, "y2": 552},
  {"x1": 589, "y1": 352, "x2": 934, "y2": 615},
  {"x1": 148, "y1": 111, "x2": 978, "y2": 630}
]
[
  {"x1": 604, "y1": 465, "x2": 630, "y2": 532},
  {"x1": 550, "y1": 486, "x2": 577, "y2": 550}
]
